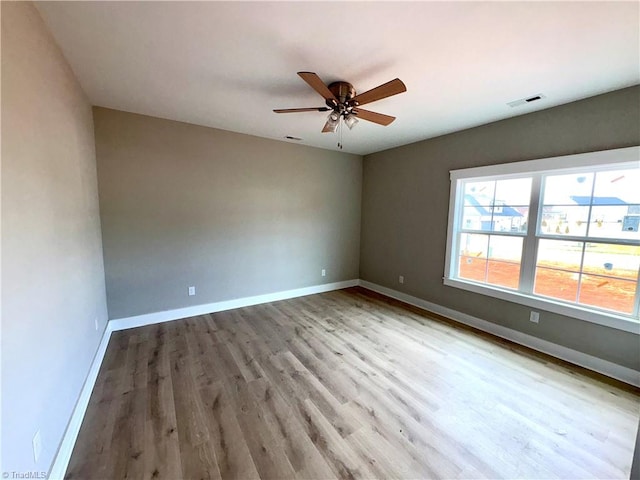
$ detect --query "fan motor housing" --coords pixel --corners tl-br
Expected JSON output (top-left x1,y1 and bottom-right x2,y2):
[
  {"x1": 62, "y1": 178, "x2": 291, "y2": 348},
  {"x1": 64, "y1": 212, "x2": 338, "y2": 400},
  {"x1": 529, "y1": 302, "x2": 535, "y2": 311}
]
[{"x1": 327, "y1": 81, "x2": 356, "y2": 107}]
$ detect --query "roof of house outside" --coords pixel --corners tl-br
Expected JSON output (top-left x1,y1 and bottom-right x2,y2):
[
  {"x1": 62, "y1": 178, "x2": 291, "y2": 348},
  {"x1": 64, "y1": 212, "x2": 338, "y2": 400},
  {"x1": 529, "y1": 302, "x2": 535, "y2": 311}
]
[
  {"x1": 464, "y1": 195, "x2": 523, "y2": 217},
  {"x1": 570, "y1": 196, "x2": 627, "y2": 206}
]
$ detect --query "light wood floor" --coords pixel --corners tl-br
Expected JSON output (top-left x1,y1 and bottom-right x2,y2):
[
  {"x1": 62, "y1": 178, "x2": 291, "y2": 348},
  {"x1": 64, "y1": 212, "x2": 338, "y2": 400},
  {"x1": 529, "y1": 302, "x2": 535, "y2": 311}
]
[{"x1": 65, "y1": 287, "x2": 639, "y2": 479}]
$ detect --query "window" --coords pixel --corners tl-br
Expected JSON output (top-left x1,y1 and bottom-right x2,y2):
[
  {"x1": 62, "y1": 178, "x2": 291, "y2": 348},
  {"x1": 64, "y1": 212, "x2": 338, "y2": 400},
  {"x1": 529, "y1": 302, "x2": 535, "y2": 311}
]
[{"x1": 444, "y1": 147, "x2": 640, "y2": 333}]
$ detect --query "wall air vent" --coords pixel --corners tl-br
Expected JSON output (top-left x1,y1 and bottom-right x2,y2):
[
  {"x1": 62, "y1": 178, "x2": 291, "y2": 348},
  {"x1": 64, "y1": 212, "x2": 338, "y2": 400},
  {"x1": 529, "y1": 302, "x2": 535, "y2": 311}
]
[{"x1": 507, "y1": 94, "x2": 546, "y2": 108}]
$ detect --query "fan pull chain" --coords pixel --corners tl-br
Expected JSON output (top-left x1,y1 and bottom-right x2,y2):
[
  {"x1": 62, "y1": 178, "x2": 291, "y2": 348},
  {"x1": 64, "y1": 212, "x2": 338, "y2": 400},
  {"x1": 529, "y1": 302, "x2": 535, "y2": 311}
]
[{"x1": 338, "y1": 117, "x2": 343, "y2": 150}]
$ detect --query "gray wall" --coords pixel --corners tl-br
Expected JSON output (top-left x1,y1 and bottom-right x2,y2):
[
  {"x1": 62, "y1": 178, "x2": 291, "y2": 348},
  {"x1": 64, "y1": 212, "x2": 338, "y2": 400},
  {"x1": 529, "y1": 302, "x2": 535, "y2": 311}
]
[
  {"x1": 632, "y1": 421, "x2": 640, "y2": 480},
  {"x1": 361, "y1": 86, "x2": 640, "y2": 370},
  {"x1": 1, "y1": 2, "x2": 108, "y2": 474},
  {"x1": 94, "y1": 108, "x2": 362, "y2": 319}
]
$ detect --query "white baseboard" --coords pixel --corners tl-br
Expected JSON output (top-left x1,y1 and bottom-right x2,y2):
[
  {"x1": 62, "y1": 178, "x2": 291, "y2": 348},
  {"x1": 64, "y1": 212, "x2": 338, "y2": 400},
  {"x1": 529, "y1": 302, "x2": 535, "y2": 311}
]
[
  {"x1": 48, "y1": 323, "x2": 114, "y2": 480},
  {"x1": 359, "y1": 280, "x2": 640, "y2": 388},
  {"x1": 109, "y1": 279, "x2": 359, "y2": 332}
]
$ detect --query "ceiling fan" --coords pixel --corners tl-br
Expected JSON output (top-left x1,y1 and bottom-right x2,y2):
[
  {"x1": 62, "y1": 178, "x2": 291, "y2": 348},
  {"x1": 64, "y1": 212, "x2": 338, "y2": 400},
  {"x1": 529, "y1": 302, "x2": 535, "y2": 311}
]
[{"x1": 274, "y1": 72, "x2": 407, "y2": 133}]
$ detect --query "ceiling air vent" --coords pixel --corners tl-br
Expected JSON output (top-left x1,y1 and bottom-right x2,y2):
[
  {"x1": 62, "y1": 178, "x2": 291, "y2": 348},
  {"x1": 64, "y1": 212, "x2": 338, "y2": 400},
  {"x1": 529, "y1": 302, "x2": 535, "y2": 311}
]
[{"x1": 507, "y1": 94, "x2": 546, "y2": 108}]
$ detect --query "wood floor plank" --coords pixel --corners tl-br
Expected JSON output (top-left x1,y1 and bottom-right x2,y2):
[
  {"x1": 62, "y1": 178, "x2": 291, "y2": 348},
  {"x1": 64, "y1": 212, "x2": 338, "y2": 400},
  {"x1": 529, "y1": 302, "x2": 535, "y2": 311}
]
[
  {"x1": 143, "y1": 324, "x2": 183, "y2": 480},
  {"x1": 298, "y1": 398, "x2": 375, "y2": 480},
  {"x1": 198, "y1": 382, "x2": 261, "y2": 480},
  {"x1": 105, "y1": 335, "x2": 150, "y2": 480},
  {"x1": 347, "y1": 425, "x2": 435, "y2": 480},
  {"x1": 65, "y1": 287, "x2": 640, "y2": 479},
  {"x1": 247, "y1": 378, "x2": 336, "y2": 479},
  {"x1": 226, "y1": 338, "x2": 266, "y2": 382},
  {"x1": 183, "y1": 318, "x2": 223, "y2": 388},
  {"x1": 222, "y1": 374, "x2": 297, "y2": 480},
  {"x1": 169, "y1": 334, "x2": 222, "y2": 480}
]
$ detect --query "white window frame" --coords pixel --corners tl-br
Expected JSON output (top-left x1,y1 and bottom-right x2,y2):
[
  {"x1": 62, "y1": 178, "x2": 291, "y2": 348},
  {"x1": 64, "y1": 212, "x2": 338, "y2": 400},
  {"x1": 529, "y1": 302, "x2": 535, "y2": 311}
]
[{"x1": 443, "y1": 146, "x2": 640, "y2": 334}]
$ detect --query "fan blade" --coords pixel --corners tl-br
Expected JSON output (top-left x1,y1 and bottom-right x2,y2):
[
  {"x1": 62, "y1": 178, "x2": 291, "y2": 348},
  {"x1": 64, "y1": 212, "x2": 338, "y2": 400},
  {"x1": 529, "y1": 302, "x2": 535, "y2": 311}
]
[
  {"x1": 352, "y1": 108, "x2": 396, "y2": 126},
  {"x1": 349, "y1": 78, "x2": 406, "y2": 106},
  {"x1": 274, "y1": 107, "x2": 330, "y2": 113},
  {"x1": 297, "y1": 72, "x2": 337, "y2": 103}
]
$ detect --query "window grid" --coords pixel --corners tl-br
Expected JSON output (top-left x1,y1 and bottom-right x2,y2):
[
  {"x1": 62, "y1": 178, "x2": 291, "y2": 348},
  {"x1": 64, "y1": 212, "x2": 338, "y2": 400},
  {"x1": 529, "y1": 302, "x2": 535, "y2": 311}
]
[
  {"x1": 450, "y1": 164, "x2": 640, "y2": 321},
  {"x1": 535, "y1": 168, "x2": 639, "y2": 315},
  {"x1": 520, "y1": 175, "x2": 542, "y2": 295}
]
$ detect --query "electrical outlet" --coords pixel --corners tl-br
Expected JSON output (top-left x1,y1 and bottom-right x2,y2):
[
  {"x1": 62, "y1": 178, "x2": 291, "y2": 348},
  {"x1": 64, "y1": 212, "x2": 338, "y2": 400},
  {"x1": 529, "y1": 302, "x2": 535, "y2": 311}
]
[
  {"x1": 94, "y1": 317, "x2": 99, "y2": 331},
  {"x1": 399, "y1": 275, "x2": 404, "y2": 284},
  {"x1": 530, "y1": 311, "x2": 540, "y2": 323},
  {"x1": 188, "y1": 286, "x2": 196, "y2": 296},
  {"x1": 321, "y1": 269, "x2": 326, "y2": 277},
  {"x1": 33, "y1": 430, "x2": 42, "y2": 463}
]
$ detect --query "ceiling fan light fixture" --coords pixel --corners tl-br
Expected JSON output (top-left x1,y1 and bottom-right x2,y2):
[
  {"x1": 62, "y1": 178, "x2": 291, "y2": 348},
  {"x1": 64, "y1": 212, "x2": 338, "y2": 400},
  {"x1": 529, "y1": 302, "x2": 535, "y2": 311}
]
[
  {"x1": 323, "y1": 112, "x2": 340, "y2": 133},
  {"x1": 344, "y1": 113, "x2": 359, "y2": 130},
  {"x1": 322, "y1": 120, "x2": 339, "y2": 133}
]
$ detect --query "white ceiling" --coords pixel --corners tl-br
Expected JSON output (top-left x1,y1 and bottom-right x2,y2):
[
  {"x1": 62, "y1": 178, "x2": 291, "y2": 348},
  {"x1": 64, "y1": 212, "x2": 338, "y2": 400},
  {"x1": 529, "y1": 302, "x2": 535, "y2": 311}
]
[{"x1": 36, "y1": 1, "x2": 639, "y2": 156}]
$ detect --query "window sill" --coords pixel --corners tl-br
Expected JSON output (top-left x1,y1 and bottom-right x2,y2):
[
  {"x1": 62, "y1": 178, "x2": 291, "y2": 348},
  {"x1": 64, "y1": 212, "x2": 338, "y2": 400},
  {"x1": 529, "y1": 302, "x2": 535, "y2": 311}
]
[{"x1": 443, "y1": 277, "x2": 640, "y2": 334}]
